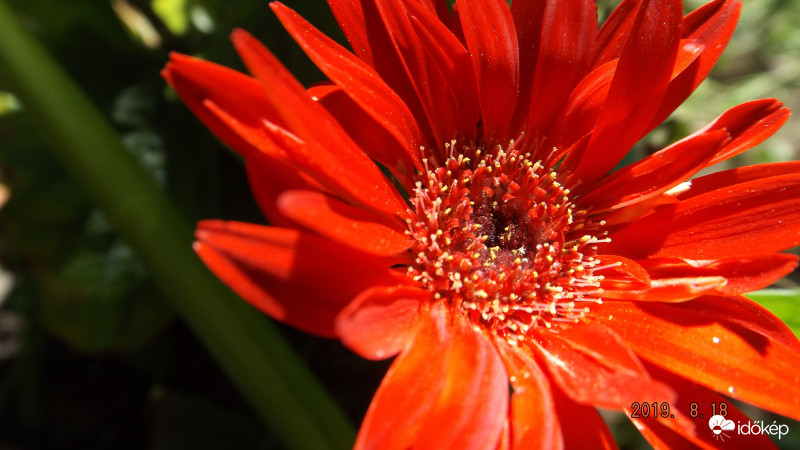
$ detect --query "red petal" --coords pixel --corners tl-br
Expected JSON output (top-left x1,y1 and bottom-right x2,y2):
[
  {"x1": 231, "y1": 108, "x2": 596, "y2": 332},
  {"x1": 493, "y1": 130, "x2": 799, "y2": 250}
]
[
  {"x1": 546, "y1": 60, "x2": 616, "y2": 166},
  {"x1": 642, "y1": 40, "x2": 705, "y2": 133},
  {"x1": 701, "y1": 99, "x2": 789, "y2": 167},
  {"x1": 682, "y1": 0, "x2": 741, "y2": 78},
  {"x1": 592, "y1": 0, "x2": 639, "y2": 66},
  {"x1": 355, "y1": 305, "x2": 507, "y2": 450},
  {"x1": 194, "y1": 221, "x2": 399, "y2": 337},
  {"x1": 552, "y1": 40, "x2": 700, "y2": 167},
  {"x1": 594, "y1": 254, "x2": 651, "y2": 290},
  {"x1": 572, "y1": 0, "x2": 682, "y2": 188},
  {"x1": 202, "y1": 98, "x2": 346, "y2": 214},
  {"x1": 277, "y1": 190, "x2": 411, "y2": 256},
  {"x1": 509, "y1": 0, "x2": 546, "y2": 135},
  {"x1": 640, "y1": 254, "x2": 799, "y2": 296},
  {"x1": 309, "y1": 84, "x2": 414, "y2": 189},
  {"x1": 354, "y1": 311, "x2": 444, "y2": 450},
  {"x1": 413, "y1": 320, "x2": 508, "y2": 449},
  {"x1": 271, "y1": 3, "x2": 422, "y2": 172},
  {"x1": 601, "y1": 276, "x2": 727, "y2": 303},
  {"x1": 403, "y1": 0, "x2": 482, "y2": 145},
  {"x1": 633, "y1": 362, "x2": 780, "y2": 449},
  {"x1": 446, "y1": 2, "x2": 466, "y2": 46},
  {"x1": 627, "y1": 414, "x2": 711, "y2": 449},
  {"x1": 579, "y1": 129, "x2": 729, "y2": 212},
  {"x1": 597, "y1": 192, "x2": 679, "y2": 228},
  {"x1": 163, "y1": 54, "x2": 327, "y2": 226},
  {"x1": 230, "y1": 29, "x2": 407, "y2": 217},
  {"x1": 550, "y1": 383, "x2": 618, "y2": 449},
  {"x1": 496, "y1": 342, "x2": 562, "y2": 450},
  {"x1": 605, "y1": 173, "x2": 800, "y2": 260},
  {"x1": 647, "y1": 0, "x2": 741, "y2": 129},
  {"x1": 336, "y1": 285, "x2": 426, "y2": 360},
  {"x1": 554, "y1": 133, "x2": 592, "y2": 178},
  {"x1": 373, "y1": 0, "x2": 480, "y2": 147},
  {"x1": 701, "y1": 295, "x2": 800, "y2": 350},
  {"x1": 327, "y1": 0, "x2": 373, "y2": 65},
  {"x1": 675, "y1": 161, "x2": 800, "y2": 201},
  {"x1": 327, "y1": 0, "x2": 436, "y2": 147},
  {"x1": 163, "y1": 53, "x2": 285, "y2": 158},
  {"x1": 201, "y1": 99, "x2": 291, "y2": 160},
  {"x1": 526, "y1": 0, "x2": 597, "y2": 138},
  {"x1": 591, "y1": 297, "x2": 800, "y2": 421},
  {"x1": 244, "y1": 152, "x2": 325, "y2": 227},
  {"x1": 532, "y1": 323, "x2": 675, "y2": 409},
  {"x1": 458, "y1": 0, "x2": 519, "y2": 141},
  {"x1": 428, "y1": 0, "x2": 452, "y2": 25}
]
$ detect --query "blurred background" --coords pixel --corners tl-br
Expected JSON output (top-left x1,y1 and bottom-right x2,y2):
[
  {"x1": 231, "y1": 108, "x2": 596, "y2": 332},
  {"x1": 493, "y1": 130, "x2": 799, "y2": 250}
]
[{"x1": 0, "y1": 0, "x2": 798, "y2": 448}]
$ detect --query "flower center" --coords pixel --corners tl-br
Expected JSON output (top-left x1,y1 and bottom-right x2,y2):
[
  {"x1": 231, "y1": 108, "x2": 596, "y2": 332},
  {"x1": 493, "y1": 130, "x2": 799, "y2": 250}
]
[{"x1": 404, "y1": 141, "x2": 604, "y2": 344}]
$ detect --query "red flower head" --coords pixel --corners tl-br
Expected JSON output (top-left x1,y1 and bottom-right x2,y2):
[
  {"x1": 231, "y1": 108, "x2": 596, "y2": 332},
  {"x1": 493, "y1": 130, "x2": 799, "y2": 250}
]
[{"x1": 163, "y1": 0, "x2": 800, "y2": 447}]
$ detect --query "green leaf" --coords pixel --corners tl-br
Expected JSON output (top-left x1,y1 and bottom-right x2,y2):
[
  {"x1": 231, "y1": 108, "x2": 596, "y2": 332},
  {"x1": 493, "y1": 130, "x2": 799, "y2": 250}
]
[
  {"x1": 0, "y1": 91, "x2": 20, "y2": 115},
  {"x1": 746, "y1": 289, "x2": 800, "y2": 338},
  {"x1": 41, "y1": 244, "x2": 174, "y2": 353},
  {"x1": 151, "y1": 0, "x2": 189, "y2": 35}
]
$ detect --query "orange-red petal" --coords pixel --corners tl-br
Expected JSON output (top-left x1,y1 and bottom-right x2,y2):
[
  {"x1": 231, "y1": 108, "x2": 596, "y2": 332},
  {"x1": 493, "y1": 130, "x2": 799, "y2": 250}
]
[
  {"x1": 593, "y1": 254, "x2": 651, "y2": 290},
  {"x1": 355, "y1": 305, "x2": 507, "y2": 450},
  {"x1": 336, "y1": 285, "x2": 426, "y2": 360},
  {"x1": 604, "y1": 173, "x2": 800, "y2": 260},
  {"x1": 402, "y1": 0, "x2": 482, "y2": 145},
  {"x1": 592, "y1": 0, "x2": 638, "y2": 66},
  {"x1": 532, "y1": 323, "x2": 675, "y2": 410},
  {"x1": 231, "y1": 29, "x2": 407, "y2": 217},
  {"x1": 496, "y1": 341, "x2": 562, "y2": 450},
  {"x1": 700, "y1": 98, "x2": 789, "y2": 167},
  {"x1": 272, "y1": 3, "x2": 422, "y2": 172},
  {"x1": 194, "y1": 220, "x2": 399, "y2": 337},
  {"x1": 573, "y1": 0, "x2": 682, "y2": 187},
  {"x1": 675, "y1": 160, "x2": 800, "y2": 201},
  {"x1": 639, "y1": 254, "x2": 799, "y2": 295},
  {"x1": 372, "y1": 0, "x2": 479, "y2": 147},
  {"x1": 244, "y1": 152, "x2": 326, "y2": 227},
  {"x1": 601, "y1": 276, "x2": 727, "y2": 302},
  {"x1": 525, "y1": 0, "x2": 596, "y2": 137},
  {"x1": 163, "y1": 53, "x2": 285, "y2": 158},
  {"x1": 276, "y1": 190, "x2": 411, "y2": 257},
  {"x1": 646, "y1": 0, "x2": 742, "y2": 130},
  {"x1": 508, "y1": 0, "x2": 546, "y2": 135},
  {"x1": 308, "y1": 84, "x2": 414, "y2": 189},
  {"x1": 632, "y1": 362, "x2": 780, "y2": 449},
  {"x1": 550, "y1": 378, "x2": 618, "y2": 449},
  {"x1": 592, "y1": 297, "x2": 800, "y2": 421},
  {"x1": 579, "y1": 129, "x2": 728, "y2": 212},
  {"x1": 459, "y1": 0, "x2": 519, "y2": 142}
]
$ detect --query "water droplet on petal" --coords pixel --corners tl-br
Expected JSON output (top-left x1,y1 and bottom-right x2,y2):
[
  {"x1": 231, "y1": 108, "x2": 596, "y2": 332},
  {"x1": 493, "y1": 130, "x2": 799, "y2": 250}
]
[{"x1": 712, "y1": 336, "x2": 720, "y2": 344}]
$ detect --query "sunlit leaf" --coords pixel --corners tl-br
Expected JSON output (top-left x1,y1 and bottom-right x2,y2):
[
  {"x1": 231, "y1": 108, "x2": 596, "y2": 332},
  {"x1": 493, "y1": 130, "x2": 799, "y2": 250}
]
[
  {"x1": 747, "y1": 289, "x2": 800, "y2": 338},
  {"x1": 152, "y1": 0, "x2": 189, "y2": 36}
]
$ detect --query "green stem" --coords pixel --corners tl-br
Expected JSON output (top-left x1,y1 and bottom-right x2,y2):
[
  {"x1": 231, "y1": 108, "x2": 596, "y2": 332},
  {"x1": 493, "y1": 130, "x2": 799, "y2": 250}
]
[{"x1": 0, "y1": 2, "x2": 355, "y2": 448}]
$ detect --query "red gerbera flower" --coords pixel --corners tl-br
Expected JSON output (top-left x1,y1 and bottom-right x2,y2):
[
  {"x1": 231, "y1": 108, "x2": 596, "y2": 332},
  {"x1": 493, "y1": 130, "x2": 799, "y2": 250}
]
[{"x1": 163, "y1": 0, "x2": 800, "y2": 447}]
